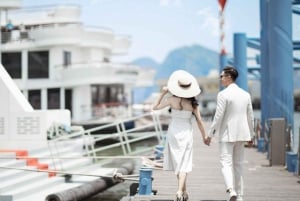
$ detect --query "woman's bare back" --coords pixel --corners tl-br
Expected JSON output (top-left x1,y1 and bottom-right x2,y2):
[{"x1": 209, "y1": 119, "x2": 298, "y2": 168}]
[{"x1": 169, "y1": 96, "x2": 194, "y2": 111}]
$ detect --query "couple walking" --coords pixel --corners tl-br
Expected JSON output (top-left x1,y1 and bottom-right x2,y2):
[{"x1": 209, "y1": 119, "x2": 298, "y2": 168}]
[{"x1": 152, "y1": 66, "x2": 255, "y2": 201}]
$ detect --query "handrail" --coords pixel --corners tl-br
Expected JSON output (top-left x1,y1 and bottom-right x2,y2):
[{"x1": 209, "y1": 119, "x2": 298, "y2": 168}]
[{"x1": 47, "y1": 111, "x2": 165, "y2": 167}]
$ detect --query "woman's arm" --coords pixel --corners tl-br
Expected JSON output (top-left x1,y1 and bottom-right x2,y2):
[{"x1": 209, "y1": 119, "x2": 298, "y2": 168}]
[
  {"x1": 193, "y1": 106, "x2": 210, "y2": 145},
  {"x1": 152, "y1": 86, "x2": 171, "y2": 110}
]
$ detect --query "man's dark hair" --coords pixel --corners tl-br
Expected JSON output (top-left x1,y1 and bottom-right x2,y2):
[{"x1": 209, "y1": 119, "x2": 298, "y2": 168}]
[{"x1": 223, "y1": 66, "x2": 238, "y2": 81}]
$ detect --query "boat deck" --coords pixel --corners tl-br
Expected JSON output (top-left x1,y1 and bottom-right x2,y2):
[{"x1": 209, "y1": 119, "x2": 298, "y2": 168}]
[{"x1": 121, "y1": 123, "x2": 300, "y2": 201}]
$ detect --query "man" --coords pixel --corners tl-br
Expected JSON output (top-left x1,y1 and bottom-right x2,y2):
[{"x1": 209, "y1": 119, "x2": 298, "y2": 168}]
[{"x1": 207, "y1": 66, "x2": 254, "y2": 201}]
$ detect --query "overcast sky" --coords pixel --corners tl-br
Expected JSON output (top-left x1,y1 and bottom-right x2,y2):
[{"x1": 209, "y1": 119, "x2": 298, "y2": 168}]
[{"x1": 22, "y1": 0, "x2": 299, "y2": 63}]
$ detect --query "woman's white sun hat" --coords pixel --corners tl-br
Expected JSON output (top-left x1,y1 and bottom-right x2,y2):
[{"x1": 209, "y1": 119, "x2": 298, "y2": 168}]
[{"x1": 167, "y1": 70, "x2": 201, "y2": 98}]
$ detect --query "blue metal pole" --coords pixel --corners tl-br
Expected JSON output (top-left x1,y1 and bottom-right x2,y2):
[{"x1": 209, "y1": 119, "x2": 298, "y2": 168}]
[
  {"x1": 260, "y1": 0, "x2": 270, "y2": 135},
  {"x1": 268, "y1": 0, "x2": 294, "y2": 134},
  {"x1": 233, "y1": 33, "x2": 248, "y2": 91}
]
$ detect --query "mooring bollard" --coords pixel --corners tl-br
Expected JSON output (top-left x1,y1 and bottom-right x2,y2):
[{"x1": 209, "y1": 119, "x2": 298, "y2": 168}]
[
  {"x1": 257, "y1": 137, "x2": 265, "y2": 152},
  {"x1": 154, "y1": 145, "x2": 164, "y2": 159},
  {"x1": 286, "y1": 151, "x2": 298, "y2": 173},
  {"x1": 138, "y1": 168, "x2": 152, "y2": 195}
]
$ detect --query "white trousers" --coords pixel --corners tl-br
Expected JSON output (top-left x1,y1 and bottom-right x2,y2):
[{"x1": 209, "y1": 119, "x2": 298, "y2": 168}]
[{"x1": 219, "y1": 141, "x2": 245, "y2": 196}]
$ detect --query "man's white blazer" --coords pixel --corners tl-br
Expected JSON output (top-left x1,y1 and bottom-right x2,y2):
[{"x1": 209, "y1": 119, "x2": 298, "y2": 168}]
[{"x1": 209, "y1": 83, "x2": 254, "y2": 142}]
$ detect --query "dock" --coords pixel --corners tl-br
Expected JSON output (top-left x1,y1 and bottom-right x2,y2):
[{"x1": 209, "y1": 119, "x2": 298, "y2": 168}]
[{"x1": 121, "y1": 123, "x2": 300, "y2": 201}]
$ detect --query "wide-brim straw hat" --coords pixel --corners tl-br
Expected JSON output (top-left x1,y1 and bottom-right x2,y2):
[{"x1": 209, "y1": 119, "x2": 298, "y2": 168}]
[{"x1": 167, "y1": 70, "x2": 201, "y2": 98}]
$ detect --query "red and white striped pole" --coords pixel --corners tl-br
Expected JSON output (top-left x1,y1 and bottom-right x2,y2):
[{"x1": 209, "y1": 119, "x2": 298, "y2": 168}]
[{"x1": 218, "y1": 0, "x2": 227, "y2": 71}]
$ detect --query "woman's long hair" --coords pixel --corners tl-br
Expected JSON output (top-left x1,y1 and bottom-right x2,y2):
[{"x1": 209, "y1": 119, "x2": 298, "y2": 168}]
[{"x1": 189, "y1": 97, "x2": 199, "y2": 109}]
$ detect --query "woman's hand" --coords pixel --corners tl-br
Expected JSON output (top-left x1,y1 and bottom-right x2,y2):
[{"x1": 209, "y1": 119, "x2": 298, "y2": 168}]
[
  {"x1": 203, "y1": 136, "x2": 211, "y2": 146},
  {"x1": 162, "y1": 86, "x2": 168, "y2": 93}
]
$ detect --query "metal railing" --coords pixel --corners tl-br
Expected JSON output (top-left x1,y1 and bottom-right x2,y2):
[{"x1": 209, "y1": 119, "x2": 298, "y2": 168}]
[
  {"x1": 47, "y1": 111, "x2": 165, "y2": 169},
  {"x1": 1, "y1": 31, "x2": 30, "y2": 44}
]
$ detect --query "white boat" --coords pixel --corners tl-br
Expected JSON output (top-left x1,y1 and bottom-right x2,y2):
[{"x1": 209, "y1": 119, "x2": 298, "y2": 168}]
[
  {"x1": 0, "y1": 1, "x2": 155, "y2": 124},
  {"x1": 0, "y1": 1, "x2": 160, "y2": 200}
]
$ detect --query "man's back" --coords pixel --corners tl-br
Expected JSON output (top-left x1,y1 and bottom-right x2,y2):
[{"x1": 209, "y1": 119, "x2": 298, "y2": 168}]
[{"x1": 218, "y1": 83, "x2": 254, "y2": 142}]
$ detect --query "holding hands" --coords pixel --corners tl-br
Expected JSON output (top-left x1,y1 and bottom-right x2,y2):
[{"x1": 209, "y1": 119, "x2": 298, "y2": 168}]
[{"x1": 204, "y1": 136, "x2": 211, "y2": 146}]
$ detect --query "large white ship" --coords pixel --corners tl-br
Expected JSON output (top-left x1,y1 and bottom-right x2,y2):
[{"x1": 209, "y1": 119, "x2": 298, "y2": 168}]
[
  {"x1": 0, "y1": 1, "x2": 159, "y2": 200},
  {"x1": 0, "y1": 1, "x2": 155, "y2": 124}
]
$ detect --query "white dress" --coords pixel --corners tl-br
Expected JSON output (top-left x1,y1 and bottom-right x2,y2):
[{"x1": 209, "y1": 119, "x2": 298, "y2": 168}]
[{"x1": 163, "y1": 109, "x2": 194, "y2": 174}]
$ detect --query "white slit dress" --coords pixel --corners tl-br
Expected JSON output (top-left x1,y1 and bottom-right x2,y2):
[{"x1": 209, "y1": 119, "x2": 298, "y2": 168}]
[{"x1": 163, "y1": 109, "x2": 194, "y2": 175}]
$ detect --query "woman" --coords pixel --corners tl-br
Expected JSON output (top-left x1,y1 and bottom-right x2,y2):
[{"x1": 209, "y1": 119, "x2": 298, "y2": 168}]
[{"x1": 152, "y1": 70, "x2": 209, "y2": 201}]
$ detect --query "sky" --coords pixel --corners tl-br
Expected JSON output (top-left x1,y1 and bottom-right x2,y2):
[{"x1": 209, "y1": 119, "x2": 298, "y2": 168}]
[{"x1": 19, "y1": 0, "x2": 275, "y2": 63}]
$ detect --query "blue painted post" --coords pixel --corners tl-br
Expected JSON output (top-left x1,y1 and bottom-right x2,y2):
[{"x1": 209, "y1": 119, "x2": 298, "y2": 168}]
[
  {"x1": 138, "y1": 168, "x2": 152, "y2": 195},
  {"x1": 268, "y1": 0, "x2": 294, "y2": 135},
  {"x1": 154, "y1": 145, "x2": 164, "y2": 159},
  {"x1": 257, "y1": 138, "x2": 265, "y2": 152},
  {"x1": 233, "y1": 33, "x2": 248, "y2": 91},
  {"x1": 286, "y1": 151, "x2": 298, "y2": 173},
  {"x1": 259, "y1": 0, "x2": 270, "y2": 136}
]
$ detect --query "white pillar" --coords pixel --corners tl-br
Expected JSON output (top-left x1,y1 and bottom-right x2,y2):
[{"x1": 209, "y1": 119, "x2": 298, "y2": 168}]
[
  {"x1": 41, "y1": 88, "x2": 47, "y2": 109},
  {"x1": 60, "y1": 87, "x2": 65, "y2": 109},
  {"x1": 22, "y1": 50, "x2": 28, "y2": 82},
  {"x1": 22, "y1": 90, "x2": 28, "y2": 100}
]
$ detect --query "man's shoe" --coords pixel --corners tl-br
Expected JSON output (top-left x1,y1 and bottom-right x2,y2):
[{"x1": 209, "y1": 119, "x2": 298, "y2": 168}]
[{"x1": 227, "y1": 189, "x2": 237, "y2": 201}]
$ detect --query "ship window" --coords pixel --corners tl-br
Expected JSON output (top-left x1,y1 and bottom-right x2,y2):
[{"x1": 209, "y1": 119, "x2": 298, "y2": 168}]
[
  {"x1": 1, "y1": 52, "x2": 22, "y2": 78},
  {"x1": 63, "y1": 51, "x2": 71, "y2": 67},
  {"x1": 91, "y1": 84, "x2": 124, "y2": 106},
  {"x1": 28, "y1": 51, "x2": 49, "y2": 78},
  {"x1": 48, "y1": 88, "x2": 60, "y2": 109},
  {"x1": 28, "y1": 90, "x2": 41, "y2": 109}
]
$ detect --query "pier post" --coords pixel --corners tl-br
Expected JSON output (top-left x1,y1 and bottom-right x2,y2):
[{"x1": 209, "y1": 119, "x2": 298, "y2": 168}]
[
  {"x1": 260, "y1": 0, "x2": 270, "y2": 138},
  {"x1": 138, "y1": 168, "x2": 152, "y2": 195},
  {"x1": 267, "y1": 0, "x2": 294, "y2": 137},
  {"x1": 154, "y1": 145, "x2": 164, "y2": 159},
  {"x1": 233, "y1": 33, "x2": 248, "y2": 91}
]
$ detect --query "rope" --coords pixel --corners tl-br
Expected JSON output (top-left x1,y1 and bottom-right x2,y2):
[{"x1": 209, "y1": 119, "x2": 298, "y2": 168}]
[
  {"x1": 0, "y1": 165, "x2": 139, "y2": 181},
  {"x1": 0, "y1": 155, "x2": 146, "y2": 159}
]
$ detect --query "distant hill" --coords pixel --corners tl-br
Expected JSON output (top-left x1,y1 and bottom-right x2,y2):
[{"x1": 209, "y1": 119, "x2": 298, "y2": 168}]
[
  {"x1": 132, "y1": 57, "x2": 160, "y2": 69},
  {"x1": 155, "y1": 44, "x2": 219, "y2": 79},
  {"x1": 132, "y1": 44, "x2": 219, "y2": 103}
]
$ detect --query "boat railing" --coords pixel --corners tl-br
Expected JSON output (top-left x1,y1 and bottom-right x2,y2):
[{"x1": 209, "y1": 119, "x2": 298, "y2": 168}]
[
  {"x1": 46, "y1": 124, "x2": 91, "y2": 171},
  {"x1": 1, "y1": 23, "x2": 81, "y2": 44},
  {"x1": 53, "y1": 60, "x2": 139, "y2": 69},
  {"x1": 47, "y1": 111, "x2": 165, "y2": 168},
  {"x1": 1, "y1": 30, "x2": 31, "y2": 44},
  {"x1": 30, "y1": 22, "x2": 81, "y2": 29},
  {"x1": 84, "y1": 112, "x2": 164, "y2": 159}
]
